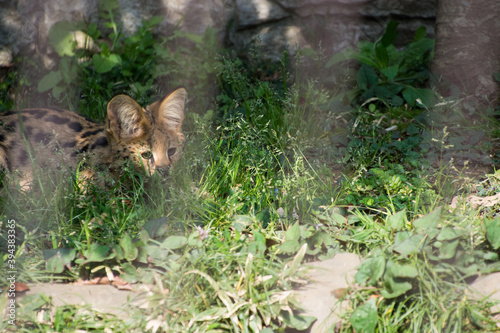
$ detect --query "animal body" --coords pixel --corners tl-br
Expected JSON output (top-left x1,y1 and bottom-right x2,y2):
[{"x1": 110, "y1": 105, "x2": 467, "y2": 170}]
[{"x1": 0, "y1": 88, "x2": 186, "y2": 188}]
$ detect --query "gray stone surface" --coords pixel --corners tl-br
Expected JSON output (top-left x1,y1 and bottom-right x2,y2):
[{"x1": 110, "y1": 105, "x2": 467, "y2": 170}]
[
  {"x1": 0, "y1": 0, "x2": 437, "y2": 69},
  {"x1": 235, "y1": 0, "x2": 289, "y2": 28},
  {"x1": 292, "y1": 253, "x2": 361, "y2": 333},
  {"x1": 470, "y1": 272, "x2": 500, "y2": 315},
  {"x1": 18, "y1": 283, "x2": 143, "y2": 318}
]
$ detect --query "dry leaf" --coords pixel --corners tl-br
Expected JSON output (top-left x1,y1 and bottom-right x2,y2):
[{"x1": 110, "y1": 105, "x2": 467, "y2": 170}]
[{"x1": 15, "y1": 282, "x2": 30, "y2": 292}]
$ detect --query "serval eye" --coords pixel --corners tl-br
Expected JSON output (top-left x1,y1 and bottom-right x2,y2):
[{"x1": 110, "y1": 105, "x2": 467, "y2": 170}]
[
  {"x1": 141, "y1": 151, "x2": 153, "y2": 159},
  {"x1": 167, "y1": 148, "x2": 176, "y2": 156}
]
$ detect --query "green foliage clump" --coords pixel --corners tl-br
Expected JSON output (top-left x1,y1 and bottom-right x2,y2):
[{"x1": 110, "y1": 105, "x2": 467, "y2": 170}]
[
  {"x1": 340, "y1": 100, "x2": 436, "y2": 212},
  {"x1": 330, "y1": 20, "x2": 435, "y2": 108},
  {"x1": 342, "y1": 208, "x2": 500, "y2": 332}
]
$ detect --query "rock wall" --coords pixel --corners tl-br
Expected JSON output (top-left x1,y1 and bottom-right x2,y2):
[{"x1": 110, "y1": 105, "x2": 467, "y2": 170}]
[
  {"x1": 229, "y1": 0, "x2": 436, "y2": 59},
  {"x1": 0, "y1": 0, "x2": 436, "y2": 66}
]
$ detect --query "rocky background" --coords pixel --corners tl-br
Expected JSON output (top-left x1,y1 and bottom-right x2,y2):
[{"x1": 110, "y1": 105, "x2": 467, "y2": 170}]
[{"x1": 0, "y1": 0, "x2": 436, "y2": 68}]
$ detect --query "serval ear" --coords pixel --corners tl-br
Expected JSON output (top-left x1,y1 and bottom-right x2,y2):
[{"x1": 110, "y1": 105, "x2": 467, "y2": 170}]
[
  {"x1": 106, "y1": 95, "x2": 149, "y2": 142},
  {"x1": 149, "y1": 88, "x2": 186, "y2": 132}
]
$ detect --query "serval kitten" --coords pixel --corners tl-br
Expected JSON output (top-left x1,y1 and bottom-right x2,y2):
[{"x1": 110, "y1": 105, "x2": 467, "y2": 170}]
[{"x1": 0, "y1": 88, "x2": 186, "y2": 189}]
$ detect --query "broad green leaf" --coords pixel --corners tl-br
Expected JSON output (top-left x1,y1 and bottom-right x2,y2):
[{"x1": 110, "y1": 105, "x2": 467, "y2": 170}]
[
  {"x1": 285, "y1": 222, "x2": 300, "y2": 241},
  {"x1": 49, "y1": 21, "x2": 81, "y2": 56},
  {"x1": 83, "y1": 244, "x2": 113, "y2": 262},
  {"x1": 93, "y1": 53, "x2": 121, "y2": 73},
  {"x1": 232, "y1": 214, "x2": 253, "y2": 231},
  {"x1": 51, "y1": 85, "x2": 65, "y2": 99},
  {"x1": 86, "y1": 22, "x2": 100, "y2": 40},
  {"x1": 391, "y1": 95, "x2": 404, "y2": 106},
  {"x1": 437, "y1": 227, "x2": 465, "y2": 241},
  {"x1": 43, "y1": 248, "x2": 76, "y2": 263},
  {"x1": 120, "y1": 262, "x2": 139, "y2": 279},
  {"x1": 355, "y1": 256, "x2": 386, "y2": 285},
  {"x1": 414, "y1": 26, "x2": 427, "y2": 41},
  {"x1": 282, "y1": 311, "x2": 316, "y2": 330},
  {"x1": 120, "y1": 233, "x2": 138, "y2": 261},
  {"x1": 144, "y1": 245, "x2": 170, "y2": 262},
  {"x1": 486, "y1": 217, "x2": 500, "y2": 249},
  {"x1": 357, "y1": 64, "x2": 379, "y2": 89},
  {"x1": 112, "y1": 243, "x2": 124, "y2": 261},
  {"x1": 279, "y1": 240, "x2": 301, "y2": 254},
  {"x1": 187, "y1": 230, "x2": 203, "y2": 248},
  {"x1": 375, "y1": 43, "x2": 389, "y2": 68},
  {"x1": 37, "y1": 71, "x2": 62, "y2": 92},
  {"x1": 413, "y1": 207, "x2": 441, "y2": 232},
  {"x1": 252, "y1": 230, "x2": 267, "y2": 254},
  {"x1": 162, "y1": 235, "x2": 187, "y2": 250},
  {"x1": 381, "y1": 275, "x2": 412, "y2": 298},
  {"x1": 393, "y1": 231, "x2": 412, "y2": 246},
  {"x1": 393, "y1": 234, "x2": 427, "y2": 256},
  {"x1": 439, "y1": 239, "x2": 460, "y2": 259},
  {"x1": 457, "y1": 263, "x2": 479, "y2": 276},
  {"x1": 368, "y1": 85, "x2": 398, "y2": 101},
  {"x1": 138, "y1": 229, "x2": 150, "y2": 244},
  {"x1": 380, "y1": 21, "x2": 400, "y2": 47},
  {"x1": 136, "y1": 246, "x2": 148, "y2": 264},
  {"x1": 389, "y1": 262, "x2": 418, "y2": 278},
  {"x1": 402, "y1": 87, "x2": 434, "y2": 107},
  {"x1": 380, "y1": 65, "x2": 399, "y2": 81},
  {"x1": 350, "y1": 298, "x2": 378, "y2": 333},
  {"x1": 387, "y1": 210, "x2": 406, "y2": 230},
  {"x1": 46, "y1": 255, "x2": 65, "y2": 273},
  {"x1": 143, "y1": 216, "x2": 169, "y2": 238},
  {"x1": 404, "y1": 38, "x2": 435, "y2": 61},
  {"x1": 381, "y1": 260, "x2": 414, "y2": 298},
  {"x1": 482, "y1": 251, "x2": 499, "y2": 261},
  {"x1": 353, "y1": 53, "x2": 379, "y2": 69},
  {"x1": 406, "y1": 123, "x2": 420, "y2": 136},
  {"x1": 330, "y1": 212, "x2": 346, "y2": 225}
]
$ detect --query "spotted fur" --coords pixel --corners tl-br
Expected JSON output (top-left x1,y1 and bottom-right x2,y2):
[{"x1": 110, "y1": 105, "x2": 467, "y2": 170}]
[{"x1": 0, "y1": 88, "x2": 186, "y2": 188}]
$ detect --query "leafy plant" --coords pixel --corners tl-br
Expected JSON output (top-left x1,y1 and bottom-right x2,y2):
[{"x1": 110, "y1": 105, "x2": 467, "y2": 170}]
[
  {"x1": 329, "y1": 21, "x2": 435, "y2": 108},
  {"x1": 339, "y1": 100, "x2": 438, "y2": 212},
  {"x1": 278, "y1": 220, "x2": 339, "y2": 259},
  {"x1": 344, "y1": 208, "x2": 500, "y2": 332}
]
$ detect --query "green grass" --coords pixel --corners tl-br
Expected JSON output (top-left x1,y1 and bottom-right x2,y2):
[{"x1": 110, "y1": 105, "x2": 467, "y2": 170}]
[{"x1": 1, "y1": 15, "x2": 500, "y2": 332}]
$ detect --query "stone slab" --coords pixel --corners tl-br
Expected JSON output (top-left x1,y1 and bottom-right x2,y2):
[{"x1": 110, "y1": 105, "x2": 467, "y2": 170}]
[{"x1": 291, "y1": 253, "x2": 361, "y2": 332}]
